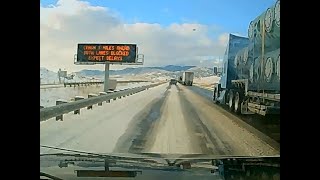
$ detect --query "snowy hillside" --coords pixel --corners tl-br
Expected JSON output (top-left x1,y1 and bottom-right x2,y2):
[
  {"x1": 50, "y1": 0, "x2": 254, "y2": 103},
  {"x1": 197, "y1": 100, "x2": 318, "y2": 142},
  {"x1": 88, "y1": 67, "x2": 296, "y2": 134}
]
[
  {"x1": 40, "y1": 67, "x2": 92, "y2": 84},
  {"x1": 187, "y1": 67, "x2": 214, "y2": 78},
  {"x1": 193, "y1": 76, "x2": 220, "y2": 86},
  {"x1": 41, "y1": 65, "x2": 216, "y2": 84},
  {"x1": 77, "y1": 65, "x2": 196, "y2": 77},
  {"x1": 40, "y1": 67, "x2": 59, "y2": 84}
]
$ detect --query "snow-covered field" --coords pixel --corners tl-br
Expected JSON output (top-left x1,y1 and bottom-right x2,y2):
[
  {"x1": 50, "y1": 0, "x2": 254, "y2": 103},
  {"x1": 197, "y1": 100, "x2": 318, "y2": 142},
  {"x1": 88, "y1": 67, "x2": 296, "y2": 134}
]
[
  {"x1": 40, "y1": 83, "x2": 168, "y2": 154},
  {"x1": 193, "y1": 76, "x2": 220, "y2": 90},
  {"x1": 40, "y1": 67, "x2": 96, "y2": 84},
  {"x1": 40, "y1": 82, "x2": 152, "y2": 107}
]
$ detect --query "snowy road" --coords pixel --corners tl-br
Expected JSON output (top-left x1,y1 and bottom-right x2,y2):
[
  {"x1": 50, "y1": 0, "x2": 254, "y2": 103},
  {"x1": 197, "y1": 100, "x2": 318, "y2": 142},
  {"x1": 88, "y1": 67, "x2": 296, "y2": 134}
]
[
  {"x1": 41, "y1": 83, "x2": 279, "y2": 156},
  {"x1": 147, "y1": 85, "x2": 200, "y2": 154}
]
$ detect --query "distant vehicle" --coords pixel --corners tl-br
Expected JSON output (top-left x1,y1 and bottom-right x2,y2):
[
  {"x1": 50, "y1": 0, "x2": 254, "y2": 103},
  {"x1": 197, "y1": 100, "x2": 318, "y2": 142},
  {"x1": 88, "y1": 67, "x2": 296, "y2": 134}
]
[
  {"x1": 217, "y1": 67, "x2": 223, "y2": 76},
  {"x1": 181, "y1": 71, "x2": 194, "y2": 86},
  {"x1": 213, "y1": 67, "x2": 218, "y2": 75},
  {"x1": 213, "y1": 67, "x2": 223, "y2": 77},
  {"x1": 169, "y1": 79, "x2": 177, "y2": 85},
  {"x1": 65, "y1": 74, "x2": 75, "y2": 80}
]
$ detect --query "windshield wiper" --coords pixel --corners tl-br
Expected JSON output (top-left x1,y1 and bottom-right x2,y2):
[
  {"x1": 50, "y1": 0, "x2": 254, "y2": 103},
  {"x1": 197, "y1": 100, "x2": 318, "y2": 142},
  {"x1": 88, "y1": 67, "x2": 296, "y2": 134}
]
[
  {"x1": 41, "y1": 145, "x2": 103, "y2": 157},
  {"x1": 40, "y1": 172, "x2": 63, "y2": 180},
  {"x1": 40, "y1": 145, "x2": 164, "y2": 178},
  {"x1": 40, "y1": 144, "x2": 280, "y2": 178},
  {"x1": 41, "y1": 145, "x2": 170, "y2": 166}
]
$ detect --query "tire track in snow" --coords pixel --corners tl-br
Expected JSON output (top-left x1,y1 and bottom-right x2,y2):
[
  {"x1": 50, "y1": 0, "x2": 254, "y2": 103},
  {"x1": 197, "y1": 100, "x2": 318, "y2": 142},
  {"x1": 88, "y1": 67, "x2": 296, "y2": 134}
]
[{"x1": 112, "y1": 85, "x2": 171, "y2": 153}]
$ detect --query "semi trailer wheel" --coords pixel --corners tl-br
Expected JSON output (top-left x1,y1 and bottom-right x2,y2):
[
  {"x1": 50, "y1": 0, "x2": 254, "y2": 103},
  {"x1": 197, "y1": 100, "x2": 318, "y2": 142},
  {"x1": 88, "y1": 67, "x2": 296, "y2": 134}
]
[
  {"x1": 234, "y1": 91, "x2": 242, "y2": 114},
  {"x1": 213, "y1": 87, "x2": 217, "y2": 102},
  {"x1": 228, "y1": 90, "x2": 234, "y2": 111},
  {"x1": 213, "y1": 87, "x2": 220, "y2": 104}
]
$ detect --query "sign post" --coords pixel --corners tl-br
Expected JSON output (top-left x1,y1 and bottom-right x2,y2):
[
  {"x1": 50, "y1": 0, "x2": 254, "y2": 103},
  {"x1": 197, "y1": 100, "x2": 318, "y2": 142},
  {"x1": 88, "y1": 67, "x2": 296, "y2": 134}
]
[
  {"x1": 104, "y1": 62, "x2": 110, "y2": 92},
  {"x1": 75, "y1": 44, "x2": 144, "y2": 92}
]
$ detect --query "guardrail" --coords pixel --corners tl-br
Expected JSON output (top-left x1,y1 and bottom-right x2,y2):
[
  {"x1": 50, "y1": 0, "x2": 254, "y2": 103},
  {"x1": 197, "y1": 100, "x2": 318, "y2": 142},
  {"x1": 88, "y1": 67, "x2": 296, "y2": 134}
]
[
  {"x1": 40, "y1": 83, "x2": 163, "y2": 122},
  {"x1": 64, "y1": 81, "x2": 103, "y2": 87},
  {"x1": 117, "y1": 80, "x2": 149, "y2": 83}
]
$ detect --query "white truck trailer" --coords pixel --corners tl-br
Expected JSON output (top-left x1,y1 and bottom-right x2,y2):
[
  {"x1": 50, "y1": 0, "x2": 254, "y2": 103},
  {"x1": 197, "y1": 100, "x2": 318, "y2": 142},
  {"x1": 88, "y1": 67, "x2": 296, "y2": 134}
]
[{"x1": 182, "y1": 71, "x2": 194, "y2": 86}]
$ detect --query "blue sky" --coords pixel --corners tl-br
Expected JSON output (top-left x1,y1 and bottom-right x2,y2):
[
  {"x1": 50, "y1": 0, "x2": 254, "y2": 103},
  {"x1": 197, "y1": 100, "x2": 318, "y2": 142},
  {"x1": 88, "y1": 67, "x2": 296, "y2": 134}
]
[
  {"x1": 41, "y1": 0, "x2": 276, "y2": 36},
  {"x1": 40, "y1": 0, "x2": 277, "y2": 71}
]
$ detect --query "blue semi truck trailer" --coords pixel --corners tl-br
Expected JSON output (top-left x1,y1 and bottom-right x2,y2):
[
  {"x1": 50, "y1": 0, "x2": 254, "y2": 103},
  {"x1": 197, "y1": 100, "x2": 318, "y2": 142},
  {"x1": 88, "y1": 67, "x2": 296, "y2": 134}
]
[{"x1": 212, "y1": 0, "x2": 280, "y2": 116}]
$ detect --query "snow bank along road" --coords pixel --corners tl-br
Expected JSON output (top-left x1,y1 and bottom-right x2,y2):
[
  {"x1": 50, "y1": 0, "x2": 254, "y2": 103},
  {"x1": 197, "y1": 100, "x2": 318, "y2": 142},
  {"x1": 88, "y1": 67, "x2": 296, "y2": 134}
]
[
  {"x1": 40, "y1": 82, "x2": 152, "y2": 108},
  {"x1": 41, "y1": 83, "x2": 280, "y2": 156}
]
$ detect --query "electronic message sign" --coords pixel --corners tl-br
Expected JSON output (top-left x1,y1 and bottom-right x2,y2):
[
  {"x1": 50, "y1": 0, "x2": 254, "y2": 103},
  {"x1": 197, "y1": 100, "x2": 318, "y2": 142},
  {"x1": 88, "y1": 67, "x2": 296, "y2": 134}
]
[{"x1": 76, "y1": 44, "x2": 137, "y2": 64}]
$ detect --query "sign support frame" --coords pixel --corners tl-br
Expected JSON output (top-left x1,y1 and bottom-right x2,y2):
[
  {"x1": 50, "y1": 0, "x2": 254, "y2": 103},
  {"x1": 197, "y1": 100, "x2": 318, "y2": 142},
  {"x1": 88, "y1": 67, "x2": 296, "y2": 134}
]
[{"x1": 104, "y1": 62, "x2": 110, "y2": 92}]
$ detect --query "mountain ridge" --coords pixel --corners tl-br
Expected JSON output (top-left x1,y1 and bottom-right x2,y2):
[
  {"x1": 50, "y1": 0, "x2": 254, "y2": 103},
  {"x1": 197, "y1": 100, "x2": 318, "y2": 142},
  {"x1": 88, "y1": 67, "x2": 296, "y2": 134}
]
[
  {"x1": 76, "y1": 65, "x2": 199, "y2": 76},
  {"x1": 40, "y1": 65, "x2": 214, "y2": 83}
]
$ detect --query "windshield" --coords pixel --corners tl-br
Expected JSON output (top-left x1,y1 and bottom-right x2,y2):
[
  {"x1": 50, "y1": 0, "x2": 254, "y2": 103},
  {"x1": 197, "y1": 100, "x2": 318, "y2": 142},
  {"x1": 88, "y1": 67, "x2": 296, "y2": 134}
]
[{"x1": 40, "y1": 0, "x2": 280, "y2": 178}]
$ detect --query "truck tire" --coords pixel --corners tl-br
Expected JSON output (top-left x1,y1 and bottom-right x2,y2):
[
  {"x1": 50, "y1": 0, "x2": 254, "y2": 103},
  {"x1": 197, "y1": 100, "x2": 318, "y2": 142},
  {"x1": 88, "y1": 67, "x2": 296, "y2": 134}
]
[
  {"x1": 212, "y1": 87, "x2": 219, "y2": 104},
  {"x1": 228, "y1": 90, "x2": 234, "y2": 111},
  {"x1": 234, "y1": 91, "x2": 243, "y2": 114},
  {"x1": 213, "y1": 87, "x2": 217, "y2": 102}
]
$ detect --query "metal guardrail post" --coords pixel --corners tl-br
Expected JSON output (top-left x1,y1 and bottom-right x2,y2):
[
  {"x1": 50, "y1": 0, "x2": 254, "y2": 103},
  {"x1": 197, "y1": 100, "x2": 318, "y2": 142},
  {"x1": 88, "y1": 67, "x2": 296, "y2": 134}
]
[
  {"x1": 122, "y1": 90, "x2": 126, "y2": 98},
  {"x1": 111, "y1": 90, "x2": 117, "y2": 100},
  {"x1": 74, "y1": 96, "x2": 85, "y2": 114},
  {"x1": 56, "y1": 99, "x2": 68, "y2": 121},
  {"x1": 107, "y1": 91, "x2": 113, "y2": 102},
  {"x1": 97, "y1": 92, "x2": 104, "y2": 106},
  {"x1": 125, "y1": 89, "x2": 130, "y2": 96},
  {"x1": 99, "y1": 92, "x2": 109, "y2": 103},
  {"x1": 87, "y1": 94, "x2": 98, "y2": 109},
  {"x1": 112, "y1": 90, "x2": 121, "y2": 99}
]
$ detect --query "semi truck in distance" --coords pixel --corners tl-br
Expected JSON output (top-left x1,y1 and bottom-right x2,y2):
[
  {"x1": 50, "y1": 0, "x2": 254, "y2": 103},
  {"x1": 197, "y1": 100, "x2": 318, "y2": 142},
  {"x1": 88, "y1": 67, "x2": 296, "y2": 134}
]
[
  {"x1": 213, "y1": 66, "x2": 223, "y2": 77},
  {"x1": 212, "y1": 0, "x2": 280, "y2": 116},
  {"x1": 181, "y1": 71, "x2": 194, "y2": 86},
  {"x1": 169, "y1": 79, "x2": 177, "y2": 85}
]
